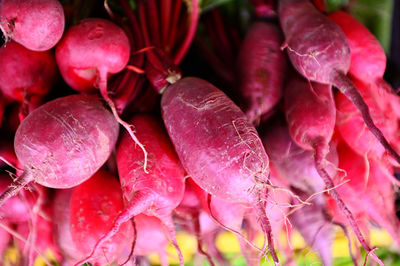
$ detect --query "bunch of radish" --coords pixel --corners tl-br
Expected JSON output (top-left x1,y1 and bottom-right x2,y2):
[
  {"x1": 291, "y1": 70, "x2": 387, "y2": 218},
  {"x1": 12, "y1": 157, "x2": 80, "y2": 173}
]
[{"x1": 0, "y1": 0, "x2": 399, "y2": 265}]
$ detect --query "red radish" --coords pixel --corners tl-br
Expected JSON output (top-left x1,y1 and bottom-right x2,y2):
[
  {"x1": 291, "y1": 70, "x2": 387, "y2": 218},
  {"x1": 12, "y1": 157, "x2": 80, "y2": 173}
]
[
  {"x1": 278, "y1": 0, "x2": 400, "y2": 170},
  {"x1": 282, "y1": 73, "x2": 369, "y2": 253},
  {"x1": 56, "y1": 18, "x2": 149, "y2": 171},
  {"x1": 0, "y1": 94, "x2": 119, "y2": 207},
  {"x1": 52, "y1": 189, "x2": 83, "y2": 264},
  {"x1": 70, "y1": 170, "x2": 134, "y2": 265},
  {"x1": 0, "y1": 0, "x2": 64, "y2": 51},
  {"x1": 0, "y1": 175, "x2": 30, "y2": 223},
  {"x1": 0, "y1": 41, "x2": 58, "y2": 119},
  {"x1": 328, "y1": 11, "x2": 386, "y2": 84},
  {"x1": 236, "y1": 22, "x2": 286, "y2": 125},
  {"x1": 161, "y1": 77, "x2": 279, "y2": 264},
  {"x1": 336, "y1": 77, "x2": 398, "y2": 163},
  {"x1": 78, "y1": 114, "x2": 186, "y2": 266}
]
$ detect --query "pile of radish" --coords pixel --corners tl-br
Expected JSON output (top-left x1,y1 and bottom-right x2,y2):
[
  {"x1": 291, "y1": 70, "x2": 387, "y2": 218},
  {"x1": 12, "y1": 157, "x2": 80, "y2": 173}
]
[{"x1": 0, "y1": 0, "x2": 399, "y2": 265}]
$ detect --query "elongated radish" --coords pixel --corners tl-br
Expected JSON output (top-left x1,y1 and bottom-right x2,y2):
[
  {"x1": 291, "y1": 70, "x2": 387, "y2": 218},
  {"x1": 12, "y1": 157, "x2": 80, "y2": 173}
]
[
  {"x1": 70, "y1": 170, "x2": 134, "y2": 265},
  {"x1": 77, "y1": 114, "x2": 186, "y2": 266},
  {"x1": 0, "y1": 0, "x2": 65, "y2": 51},
  {"x1": 0, "y1": 94, "x2": 119, "y2": 207},
  {"x1": 278, "y1": 0, "x2": 400, "y2": 169},
  {"x1": 283, "y1": 75, "x2": 359, "y2": 244},
  {"x1": 236, "y1": 22, "x2": 286, "y2": 125},
  {"x1": 56, "y1": 18, "x2": 149, "y2": 170},
  {"x1": 161, "y1": 77, "x2": 279, "y2": 264}
]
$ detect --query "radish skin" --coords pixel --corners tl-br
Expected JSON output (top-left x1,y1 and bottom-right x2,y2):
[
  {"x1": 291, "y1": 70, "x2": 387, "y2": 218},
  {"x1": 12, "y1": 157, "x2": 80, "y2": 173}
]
[
  {"x1": 0, "y1": 0, "x2": 65, "y2": 51},
  {"x1": 0, "y1": 94, "x2": 119, "y2": 207},
  {"x1": 161, "y1": 77, "x2": 278, "y2": 264},
  {"x1": 70, "y1": 170, "x2": 134, "y2": 265},
  {"x1": 236, "y1": 22, "x2": 286, "y2": 125}
]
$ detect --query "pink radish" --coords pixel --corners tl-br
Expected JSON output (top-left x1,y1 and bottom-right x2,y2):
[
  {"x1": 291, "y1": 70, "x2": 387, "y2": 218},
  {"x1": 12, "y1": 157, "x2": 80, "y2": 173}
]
[
  {"x1": 161, "y1": 77, "x2": 279, "y2": 264},
  {"x1": 0, "y1": 94, "x2": 119, "y2": 207},
  {"x1": 236, "y1": 22, "x2": 286, "y2": 125},
  {"x1": 0, "y1": 0, "x2": 65, "y2": 51},
  {"x1": 70, "y1": 170, "x2": 134, "y2": 265},
  {"x1": 78, "y1": 114, "x2": 186, "y2": 266}
]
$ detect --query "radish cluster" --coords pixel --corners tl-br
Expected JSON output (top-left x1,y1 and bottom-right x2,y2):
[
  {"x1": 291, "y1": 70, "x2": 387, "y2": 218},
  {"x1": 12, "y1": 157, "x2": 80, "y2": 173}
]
[{"x1": 0, "y1": 0, "x2": 399, "y2": 265}]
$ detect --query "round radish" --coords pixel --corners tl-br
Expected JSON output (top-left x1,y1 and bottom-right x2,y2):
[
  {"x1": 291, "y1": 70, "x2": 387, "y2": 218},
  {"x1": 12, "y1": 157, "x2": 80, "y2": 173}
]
[
  {"x1": 0, "y1": 94, "x2": 119, "y2": 207},
  {"x1": 0, "y1": 0, "x2": 65, "y2": 51}
]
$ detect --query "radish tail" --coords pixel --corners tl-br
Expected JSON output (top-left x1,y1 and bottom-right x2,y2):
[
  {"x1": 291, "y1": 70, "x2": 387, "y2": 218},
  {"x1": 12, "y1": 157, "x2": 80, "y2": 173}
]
[
  {"x1": 314, "y1": 144, "x2": 383, "y2": 266},
  {"x1": 74, "y1": 192, "x2": 153, "y2": 266},
  {"x1": 0, "y1": 171, "x2": 33, "y2": 208},
  {"x1": 331, "y1": 220, "x2": 358, "y2": 266},
  {"x1": 333, "y1": 71, "x2": 400, "y2": 164},
  {"x1": 163, "y1": 215, "x2": 185, "y2": 266},
  {"x1": 98, "y1": 69, "x2": 149, "y2": 173},
  {"x1": 253, "y1": 193, "x2": 279, "y2": 265},
  {"x1": 192, "y1": 215, "x2": 216, "y2": 266}
]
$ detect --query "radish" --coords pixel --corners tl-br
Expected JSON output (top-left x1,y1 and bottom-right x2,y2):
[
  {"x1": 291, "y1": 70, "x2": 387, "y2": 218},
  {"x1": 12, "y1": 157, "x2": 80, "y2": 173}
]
[
  {"x1": 0, "y1": 41, "x2": 58, "y2": 119},
  {"x1": 0, "y1": 94, "x2": 119, "y2": 207},
  {"x1": 56, "y1": 17, "x2": 149, "y2": 171},
  {"x1": 161, "y1": 77, "x2": 279, "y2": 264},
  {"x1": 282, "y1": 73, "x2": 369, "y2": 254},
  {"x1": 0, "y1": 0, "x2": 65, "y2": 51},
  {"x1": 70, "y1": 170, "x2": 134, "y2": 265},
  {"x1": 278, "y1": 0, "x2": 400, "y2": 169},
  {"x1": 328, "y1": 11, "x2": 386, "y2": 85},
  {"x1": 77, "y1": 114, "x2": 186, "y2": 266},
  {"x1": 236, "y1": 22, "x2": 286, "y2": 125}
]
